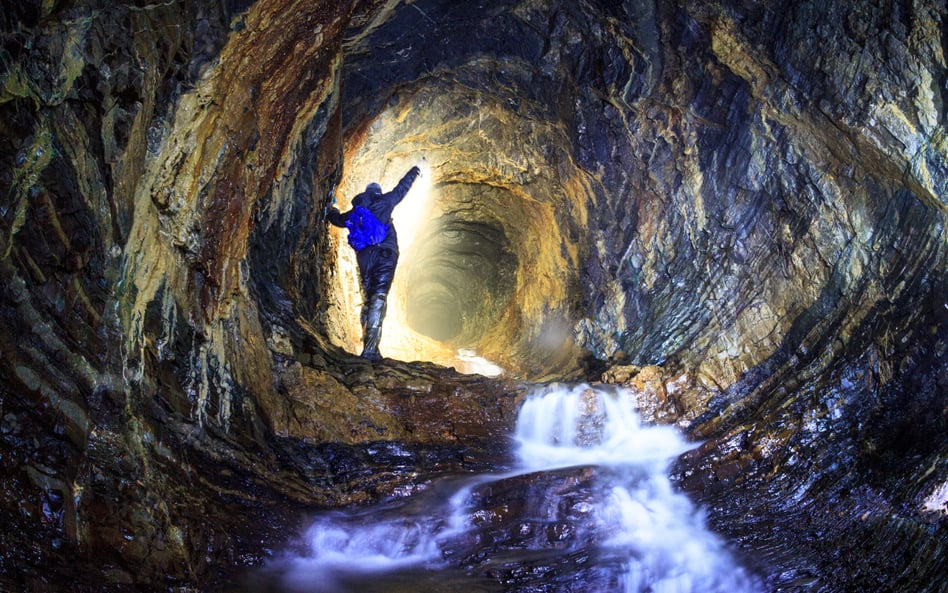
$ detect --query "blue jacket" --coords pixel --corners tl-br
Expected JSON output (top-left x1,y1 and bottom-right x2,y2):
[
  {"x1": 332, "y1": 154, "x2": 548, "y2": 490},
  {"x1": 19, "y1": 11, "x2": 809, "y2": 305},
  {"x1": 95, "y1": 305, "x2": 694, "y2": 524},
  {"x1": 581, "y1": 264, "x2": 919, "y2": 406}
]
[{"x1": 328, "y1": 166, "x2": 420, "y2": 254}]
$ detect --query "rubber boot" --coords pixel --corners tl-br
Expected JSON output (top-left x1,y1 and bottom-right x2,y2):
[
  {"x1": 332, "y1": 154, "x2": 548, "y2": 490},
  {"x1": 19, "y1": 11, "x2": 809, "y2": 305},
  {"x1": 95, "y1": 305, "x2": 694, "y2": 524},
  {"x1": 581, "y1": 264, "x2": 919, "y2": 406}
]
[{"x1": 360, "y1": 292, "x2": 387, "y2": 361}]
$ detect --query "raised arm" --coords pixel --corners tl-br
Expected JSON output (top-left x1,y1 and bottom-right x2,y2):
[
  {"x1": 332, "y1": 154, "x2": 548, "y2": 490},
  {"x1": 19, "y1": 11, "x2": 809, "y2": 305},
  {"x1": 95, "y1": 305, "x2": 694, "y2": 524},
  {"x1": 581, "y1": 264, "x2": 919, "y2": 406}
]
[{"x1": 383, "y1": 166, "x2": 421, "y2": 209}]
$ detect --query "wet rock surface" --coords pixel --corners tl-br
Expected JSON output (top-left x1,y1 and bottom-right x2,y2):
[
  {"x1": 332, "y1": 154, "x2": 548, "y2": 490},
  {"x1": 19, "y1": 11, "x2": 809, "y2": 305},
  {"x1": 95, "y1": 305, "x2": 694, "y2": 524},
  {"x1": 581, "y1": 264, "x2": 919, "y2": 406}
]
[{"x1": 1, "y1": 0, "x2": 946, "y2": 591}]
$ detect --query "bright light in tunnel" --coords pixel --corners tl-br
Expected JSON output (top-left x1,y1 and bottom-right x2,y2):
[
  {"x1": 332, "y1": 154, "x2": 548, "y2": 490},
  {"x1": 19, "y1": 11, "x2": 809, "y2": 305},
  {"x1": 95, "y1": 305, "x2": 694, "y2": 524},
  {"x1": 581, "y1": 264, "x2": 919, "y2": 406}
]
[{"x1": 391, "y1": 159, "x2": 434, "y2": 253}]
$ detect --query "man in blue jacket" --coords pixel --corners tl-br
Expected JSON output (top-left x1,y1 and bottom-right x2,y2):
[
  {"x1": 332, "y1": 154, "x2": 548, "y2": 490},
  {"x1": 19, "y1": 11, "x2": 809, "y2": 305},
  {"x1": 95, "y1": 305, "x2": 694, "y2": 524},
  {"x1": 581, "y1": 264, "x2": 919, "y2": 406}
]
[{"x1": 328, "y1": 165, "x2": 421, "y2": 360}]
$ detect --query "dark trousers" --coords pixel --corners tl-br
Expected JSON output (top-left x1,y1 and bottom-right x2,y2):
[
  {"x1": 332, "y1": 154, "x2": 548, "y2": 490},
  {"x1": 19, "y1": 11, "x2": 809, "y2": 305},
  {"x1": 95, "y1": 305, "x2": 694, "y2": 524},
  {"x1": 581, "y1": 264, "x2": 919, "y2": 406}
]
[
  {"x1": 356, "y1": 246, "x2": 398, "y2": 297},
  {"x1": 355, "y1": 247, "x2": 397, "y2": 358}
]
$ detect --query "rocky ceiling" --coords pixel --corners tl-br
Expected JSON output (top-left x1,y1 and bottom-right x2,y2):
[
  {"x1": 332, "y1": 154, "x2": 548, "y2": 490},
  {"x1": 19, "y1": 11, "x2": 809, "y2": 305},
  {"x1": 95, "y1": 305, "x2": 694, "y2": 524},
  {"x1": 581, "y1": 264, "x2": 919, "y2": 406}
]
[{"x1": 1, "y1": 0, "x2": 946, "y2": 591}]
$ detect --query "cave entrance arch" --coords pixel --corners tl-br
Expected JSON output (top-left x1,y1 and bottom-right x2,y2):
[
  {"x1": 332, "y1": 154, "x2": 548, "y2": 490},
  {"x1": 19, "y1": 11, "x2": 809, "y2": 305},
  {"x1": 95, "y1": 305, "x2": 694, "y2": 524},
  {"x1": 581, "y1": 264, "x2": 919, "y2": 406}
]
[{"x1": 323, "y1": 83, "x2": 590, "y2": 379}]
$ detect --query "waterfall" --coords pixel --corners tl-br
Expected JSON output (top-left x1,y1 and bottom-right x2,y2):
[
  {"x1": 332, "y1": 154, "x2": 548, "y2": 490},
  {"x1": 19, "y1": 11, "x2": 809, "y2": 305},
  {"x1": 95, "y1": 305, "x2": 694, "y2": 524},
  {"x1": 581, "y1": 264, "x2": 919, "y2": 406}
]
[{"x1": 253, "y1": 384, "x2": 763, "y2": 592}]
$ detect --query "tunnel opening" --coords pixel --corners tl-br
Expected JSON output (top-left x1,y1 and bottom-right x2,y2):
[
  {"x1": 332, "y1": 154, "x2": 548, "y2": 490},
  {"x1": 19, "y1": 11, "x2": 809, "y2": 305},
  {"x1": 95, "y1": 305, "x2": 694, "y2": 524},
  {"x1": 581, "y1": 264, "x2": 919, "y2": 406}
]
[
  {"x1": 323, "y1": 73, "x2": 591, "y2": 379},
  {"x1": 315, "y1": 0, "x2": 602, "y2": 380},
  {"x1": 401, "y1": 203, "x2": 518, "y2": 345}
]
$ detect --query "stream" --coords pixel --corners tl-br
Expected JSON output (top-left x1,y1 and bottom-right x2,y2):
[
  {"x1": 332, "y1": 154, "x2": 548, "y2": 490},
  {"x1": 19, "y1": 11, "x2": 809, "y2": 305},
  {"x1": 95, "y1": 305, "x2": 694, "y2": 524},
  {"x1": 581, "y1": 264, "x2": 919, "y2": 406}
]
[{"x1": 240, "y1": 383, "x2": 763, "y2": 592}]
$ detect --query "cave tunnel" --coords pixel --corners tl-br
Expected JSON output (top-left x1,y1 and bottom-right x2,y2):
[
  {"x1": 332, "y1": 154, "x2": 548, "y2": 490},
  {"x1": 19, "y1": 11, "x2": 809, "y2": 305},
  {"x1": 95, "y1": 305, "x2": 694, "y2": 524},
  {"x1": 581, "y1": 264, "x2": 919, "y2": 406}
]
[
  {"x1": 1, "y1": 0, "x2": 947, "y2": 591},
  {"x1": 324, "y1": 73, "x2": 591, "y2": 379}
]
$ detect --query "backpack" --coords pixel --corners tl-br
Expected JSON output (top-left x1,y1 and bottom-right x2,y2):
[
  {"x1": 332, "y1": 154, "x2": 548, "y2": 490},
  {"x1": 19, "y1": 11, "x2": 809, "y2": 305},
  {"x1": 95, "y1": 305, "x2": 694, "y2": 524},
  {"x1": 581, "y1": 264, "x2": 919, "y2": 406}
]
[{"x1": 345, "y1": 205, "x2": 390, "y2": 250}]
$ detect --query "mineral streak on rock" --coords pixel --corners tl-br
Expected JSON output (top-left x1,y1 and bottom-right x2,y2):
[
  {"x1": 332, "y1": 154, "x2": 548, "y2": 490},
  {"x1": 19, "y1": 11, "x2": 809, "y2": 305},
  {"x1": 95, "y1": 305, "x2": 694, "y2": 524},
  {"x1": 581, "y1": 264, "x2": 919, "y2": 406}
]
[{"x1": 0, "y1": 0, "x2": 946, "y2": 591}]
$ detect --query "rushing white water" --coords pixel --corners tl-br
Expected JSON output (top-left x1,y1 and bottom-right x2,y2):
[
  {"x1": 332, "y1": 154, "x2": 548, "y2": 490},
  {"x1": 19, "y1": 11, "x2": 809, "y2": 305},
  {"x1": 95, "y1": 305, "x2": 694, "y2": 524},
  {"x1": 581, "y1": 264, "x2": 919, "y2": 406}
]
[{"x1": 268, "y1": 383, "x2": 763, "y2": 593}]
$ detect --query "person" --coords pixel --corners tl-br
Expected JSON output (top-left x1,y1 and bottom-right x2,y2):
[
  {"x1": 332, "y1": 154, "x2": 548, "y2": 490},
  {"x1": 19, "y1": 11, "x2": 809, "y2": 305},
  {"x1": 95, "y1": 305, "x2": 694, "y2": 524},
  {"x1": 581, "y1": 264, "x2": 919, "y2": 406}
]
[{"x1": 328, "y1": 165, "x2": 421, "y2": 360}]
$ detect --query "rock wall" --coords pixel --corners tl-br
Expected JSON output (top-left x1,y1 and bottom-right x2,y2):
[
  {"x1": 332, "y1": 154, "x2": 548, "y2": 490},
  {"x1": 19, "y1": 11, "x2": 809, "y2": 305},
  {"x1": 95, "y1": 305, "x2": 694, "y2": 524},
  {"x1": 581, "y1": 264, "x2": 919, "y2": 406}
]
[{"x1": 0, "y1": 0, "x2": 945, "y2": 591}]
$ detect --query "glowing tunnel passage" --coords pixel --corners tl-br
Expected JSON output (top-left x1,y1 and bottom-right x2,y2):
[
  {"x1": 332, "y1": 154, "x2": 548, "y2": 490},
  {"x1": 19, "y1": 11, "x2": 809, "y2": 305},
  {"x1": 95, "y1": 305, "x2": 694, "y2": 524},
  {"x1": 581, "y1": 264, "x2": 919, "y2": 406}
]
[
  {"x1": 402, "y1": 187, "x2": 518, "y2": 344},
  {"x1": 325, "y1": 83, "x2": 591, "y2": 379}
]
